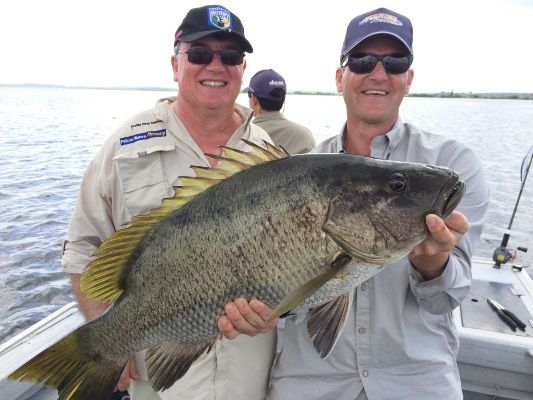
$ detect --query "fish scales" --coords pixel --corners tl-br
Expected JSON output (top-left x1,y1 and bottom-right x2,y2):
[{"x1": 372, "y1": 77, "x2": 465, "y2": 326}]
[
  {"x1": 97, "y1": 157, "x2": 338, "y2": 351},
  {"x1": 9, "y1": 146, "x2": 465, "y2": 399}
]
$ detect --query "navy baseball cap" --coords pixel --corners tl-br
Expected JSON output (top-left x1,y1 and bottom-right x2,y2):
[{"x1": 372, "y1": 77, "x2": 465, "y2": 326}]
[
  {"x1": 340, "y1": 8, "x2": 413, "y2": 62},
  {"x1": 174, "y1": 5, "x2": 253, "y2": 53},
  {"x1": 245, "y1": 69, "x2": 286, "y2": 101}
]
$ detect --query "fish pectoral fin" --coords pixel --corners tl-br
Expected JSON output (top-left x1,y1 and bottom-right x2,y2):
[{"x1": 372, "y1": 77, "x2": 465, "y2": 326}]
[
  {"x1": 145, "y1": 339, "x2": 216, "y2": 392},
  {"x1": 307, "y1": 291, "x2": 354, "y2": 358},
  {"x1": 267, "y1": 253, "x2": 352, "y2": 322}
]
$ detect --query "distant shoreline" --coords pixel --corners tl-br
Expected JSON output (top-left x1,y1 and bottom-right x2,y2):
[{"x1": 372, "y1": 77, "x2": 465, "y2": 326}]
[{"x1": 1, "y1": 83, "x2": 532, "y2": 100}]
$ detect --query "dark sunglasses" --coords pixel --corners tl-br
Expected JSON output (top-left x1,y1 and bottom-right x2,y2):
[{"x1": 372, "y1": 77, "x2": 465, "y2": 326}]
[
  {"x1": 178, "y1": 47, "x2": 245, "y2": 66},
  {"x1": 343, "y1": 53, "x2": 412, "y2": 75}
]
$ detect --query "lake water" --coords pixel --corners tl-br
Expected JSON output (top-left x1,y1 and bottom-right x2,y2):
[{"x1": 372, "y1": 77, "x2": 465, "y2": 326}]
[{"x1": 0, "y1": 86, "x2": 532, "y2": 342}]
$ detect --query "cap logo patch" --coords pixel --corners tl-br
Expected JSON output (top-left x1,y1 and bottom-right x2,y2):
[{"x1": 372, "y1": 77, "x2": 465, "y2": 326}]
[
  {"x1": 269, "y1": 79, "x2": 285, "y2": 88},
  {"x1": 207, "y1": 6, "x2": 232, "y2": 30},
  {"x1": 360, "y1": 13, "x2": 403, "y2": 27}
]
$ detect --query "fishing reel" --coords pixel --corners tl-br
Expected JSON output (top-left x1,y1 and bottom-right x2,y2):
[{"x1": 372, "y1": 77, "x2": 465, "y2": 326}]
[
  {"x1": 493, "y1": 244, "x2": 528, "y2": 270},
  {"x1": 493, "y1": 146, "x2": 532, "y2": 271}
]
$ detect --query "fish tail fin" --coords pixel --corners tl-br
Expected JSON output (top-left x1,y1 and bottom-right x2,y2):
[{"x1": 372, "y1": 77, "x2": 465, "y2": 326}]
[{"x1": 8, "y1": 330, "x2": 125, "y2": 400}]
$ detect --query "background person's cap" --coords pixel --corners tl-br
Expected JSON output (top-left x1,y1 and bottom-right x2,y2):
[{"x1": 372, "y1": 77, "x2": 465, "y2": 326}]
[
  {"x1": 244, "y1": 69, "x2": 286, "y2": 101},
  {"x1": 340, "y1": 7, "x2": 413, "y2": 62},
  {"x1": 174, "y1": 5, "x2": 253, "y2": 53}
]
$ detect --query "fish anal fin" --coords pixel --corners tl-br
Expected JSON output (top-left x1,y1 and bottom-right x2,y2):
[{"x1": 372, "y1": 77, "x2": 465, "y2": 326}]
[
  {"x1": 307, "y1": 291, "x2": 354, "y2": 358},
  {"x1": 267, "y1": 253, "x2": 352, "y2": 322},
  {"x1": 145, "y1": 339, "x2": 216, "y2": 392}
]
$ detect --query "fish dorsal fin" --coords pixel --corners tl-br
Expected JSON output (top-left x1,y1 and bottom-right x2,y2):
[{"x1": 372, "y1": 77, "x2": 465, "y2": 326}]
[
  {"x1": 307, "y1": 291, "x2": 353, "y2": 358},
  {"x1": 80, "y1": 140, "x2": 286, "y2": 303},
  {"x1": 145, "y1": 340, "x2": 216, "y2": 392}
]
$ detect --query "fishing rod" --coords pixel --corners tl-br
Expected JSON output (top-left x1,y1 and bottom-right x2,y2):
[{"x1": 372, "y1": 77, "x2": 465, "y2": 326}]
[{"x1": 493, "y1": 145, "x2": 533, "y2": 269}]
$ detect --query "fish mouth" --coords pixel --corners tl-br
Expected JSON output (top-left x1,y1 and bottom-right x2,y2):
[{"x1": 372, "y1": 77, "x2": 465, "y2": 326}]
[{"x1": 431, "y1": 172, "x2": 466, "y2": 218}]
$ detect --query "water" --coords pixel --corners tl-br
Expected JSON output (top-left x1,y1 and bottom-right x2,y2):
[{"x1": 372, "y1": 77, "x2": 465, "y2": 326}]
[{"x1": 0, "y1": 86, "x2": 532, "y2": 343}]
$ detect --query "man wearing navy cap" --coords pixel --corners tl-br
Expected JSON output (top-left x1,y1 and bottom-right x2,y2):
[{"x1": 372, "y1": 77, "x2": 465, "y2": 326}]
[
  {"x1": 246, "y1": 69, "x2": 315, "y2": 154},
  {"x1": 220, "y1": 7, "x2": 490, "y2": 399},
  {"x1": 63, "y1": 4, "x2": 277, "y2": 400}
]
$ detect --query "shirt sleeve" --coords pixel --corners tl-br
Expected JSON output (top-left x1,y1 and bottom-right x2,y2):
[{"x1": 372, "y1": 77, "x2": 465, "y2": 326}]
[
  {"x1": 407, "y1": 144, "x2": 490, "y2": 314},
  {"x1": 61, "y1": 144, "x2": 125, "y2": 274}
]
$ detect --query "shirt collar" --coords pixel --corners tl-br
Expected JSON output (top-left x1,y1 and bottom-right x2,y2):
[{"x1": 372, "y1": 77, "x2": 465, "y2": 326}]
[
  {"x1": 338, "y1": 118, "x2": 405, "y2": 157},
  {"x1": 155, "y1": 97, "x2": 254, "y2": 130},
  {"x1": 253, "y1": 111, "x2": 284, "y2": 123},
  {"x1": 370, "y1": 119, "x2": 404, "y2": 153}
]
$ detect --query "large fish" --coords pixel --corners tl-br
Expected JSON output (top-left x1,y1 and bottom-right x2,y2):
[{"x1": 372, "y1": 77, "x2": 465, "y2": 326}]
[{"x1": 9, "y1": 141, "x2": 464, "y2": 399}]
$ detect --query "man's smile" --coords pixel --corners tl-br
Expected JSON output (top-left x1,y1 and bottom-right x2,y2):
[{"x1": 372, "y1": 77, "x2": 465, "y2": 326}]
[{"x1": 200, "y1": 80, "x2": 227, "y2": 87}]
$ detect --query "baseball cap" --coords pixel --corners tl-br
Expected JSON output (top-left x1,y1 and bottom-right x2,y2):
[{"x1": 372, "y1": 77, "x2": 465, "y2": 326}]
[
  {"x1": 340, "y1": 7, "x2": 413, "y2": 62},
  {"x1": 244, "y1": 69, "x2": 286, "y2": 101},
  {"x1": 174, "y1": 5, "x2": 253, "y2": 53}
]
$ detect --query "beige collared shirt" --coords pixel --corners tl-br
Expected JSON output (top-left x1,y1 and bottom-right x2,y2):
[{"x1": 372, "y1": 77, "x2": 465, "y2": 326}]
[
  {"x1": 253, "y1": 111, "x2": 315, "y2": 154},
  {"x1": 62, "y1": 98, "x2": 276, "y2": 399}
]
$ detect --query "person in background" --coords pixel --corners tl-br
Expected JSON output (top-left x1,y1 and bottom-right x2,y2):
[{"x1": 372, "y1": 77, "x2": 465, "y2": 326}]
[
  {"x1": 246, "y1": 69, "x2": 315, "y2": 154},
  {"x1": 62, "y1": 4, "x2": 277, "y2": 400},
  {"x1": 219, "y1": 7, "x2": 490, "y2": 400}
]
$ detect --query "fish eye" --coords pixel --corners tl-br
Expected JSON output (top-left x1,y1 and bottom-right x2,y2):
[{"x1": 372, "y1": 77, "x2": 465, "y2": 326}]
[{"x1": 388, "y1": 173, "x2": 408, "y2": 192}]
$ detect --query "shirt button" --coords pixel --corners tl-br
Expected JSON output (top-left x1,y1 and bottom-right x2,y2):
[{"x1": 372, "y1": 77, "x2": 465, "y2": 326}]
[
  {"x1": 362, "y1": 369, "x2": 369, "y2": 377},
  {"x1": 360, "y1": 283, "x2": 366, "y2": 291},
  {"x1": 358, "y1": 327, "x2": 366, "y2": 334}
]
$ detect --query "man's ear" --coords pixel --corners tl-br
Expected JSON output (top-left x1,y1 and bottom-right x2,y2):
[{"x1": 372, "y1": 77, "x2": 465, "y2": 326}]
[
  {"x1": 171, "y1": 55, "x2": 179, "y2": 82},
  {"x1": 405, "y1": 69, "x2": 414, "y2": 95},
  {"x1": 335, "y1": 67, "x2": 344, "y2": 93}
]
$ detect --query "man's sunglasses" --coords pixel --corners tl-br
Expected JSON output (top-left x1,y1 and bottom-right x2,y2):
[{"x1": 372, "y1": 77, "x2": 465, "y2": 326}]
[
  {"x1": 343, "y1": 53, "x2": 413, "y2": 75},
  {"x1": 178, "y1": 47, "x2": 245, "y2": 66}
]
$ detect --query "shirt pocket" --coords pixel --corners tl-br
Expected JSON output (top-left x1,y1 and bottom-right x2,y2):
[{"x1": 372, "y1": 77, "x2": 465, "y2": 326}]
[{"x1": 115, "y1": 146, "x2": 175, "y2": 217}]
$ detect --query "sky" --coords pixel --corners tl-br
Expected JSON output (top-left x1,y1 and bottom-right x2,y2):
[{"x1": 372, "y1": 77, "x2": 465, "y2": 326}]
[{"x1": 1, "y1": 0, "x2": 533, "y2": 94}]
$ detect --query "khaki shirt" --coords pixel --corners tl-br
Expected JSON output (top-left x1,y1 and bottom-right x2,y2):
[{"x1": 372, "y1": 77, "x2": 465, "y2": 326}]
[
  {"x1": 253, "y1": 111, "x2": 315, "y2": 154},
  {"x1": 62, "y1": 98, "x2": 276, "y2": 399}
]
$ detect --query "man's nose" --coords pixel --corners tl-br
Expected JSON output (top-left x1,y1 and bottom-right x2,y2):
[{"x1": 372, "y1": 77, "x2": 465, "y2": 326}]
[
  {"x1": 369, "y1": 60, "x2": 388, "y2": 78},
  {"x1": 207, "y1": 52, "x2": 226, "y2": 69}
]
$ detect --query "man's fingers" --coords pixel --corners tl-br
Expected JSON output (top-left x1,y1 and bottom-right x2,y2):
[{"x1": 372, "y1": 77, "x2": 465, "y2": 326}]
[
  {"x1": 425, "y1": 214, "x2": 447, "y2": 239},
  {"x1": 414, "y1": 212, "x2": 469, "y2": 258},
  {"x1": 224, "y1": 301, "x2": 259, "y2": 335},
  {"x1": 249, "y1": 299, "x2": 278, "y2": 328},
  {"x1": 218, "y1": 315, "x2": 240, "y2": 340},
  {"x1": 443, "y1": 211, "x2": 470, "y2": 234},
  {"x1": 116, "y1": 368, "x2": 130, "y2": 392},
  {"x1": 127, "y1": 356, "x2": 139, "y2": 380},
  {"x1": 115, "y1": 357, "x2": 138, "y2": 392},
  {"x1": 235, "y1": 298, "x2": 268, "y2": 327},
  {"x1": 218, "y1": 299, "x2": 278, "y2": 339}
]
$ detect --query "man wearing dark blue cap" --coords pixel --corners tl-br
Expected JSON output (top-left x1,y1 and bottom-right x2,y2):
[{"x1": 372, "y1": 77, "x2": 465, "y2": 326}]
[
  {"x1": 63, "y1": 4, "x2": 277, "y2": 400},
  {"x1": 220, "y1": 7, "x2": 489, "y2": 400},
  {"x1": 246, "y1": 69, "x2": 315, "y2": 154}
]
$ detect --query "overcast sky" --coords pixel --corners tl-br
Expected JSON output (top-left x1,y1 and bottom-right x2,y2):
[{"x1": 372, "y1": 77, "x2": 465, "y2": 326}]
[{"x1": 1, "y1": 0, "x2": 532, "y2": 93}]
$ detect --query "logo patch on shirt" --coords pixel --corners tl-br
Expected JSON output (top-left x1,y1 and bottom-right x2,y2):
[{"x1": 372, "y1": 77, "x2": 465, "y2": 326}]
[
  {"x1": 120, "y1": 129, "x2": 166, "y2": 146},
  {"x1": 208, "y1": 6, "x2": 232, "y2": 30}
]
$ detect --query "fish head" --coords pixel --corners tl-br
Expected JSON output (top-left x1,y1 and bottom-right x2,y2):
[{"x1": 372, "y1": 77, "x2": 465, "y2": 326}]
[{"x1": 322, "y1": 155, "x2": 465, "y2": 265}]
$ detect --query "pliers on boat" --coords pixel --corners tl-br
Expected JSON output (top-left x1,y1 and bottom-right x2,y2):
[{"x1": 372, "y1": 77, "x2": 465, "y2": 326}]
[{"x1": 487, "y1": 298, "x2": 527, "y2": 332}]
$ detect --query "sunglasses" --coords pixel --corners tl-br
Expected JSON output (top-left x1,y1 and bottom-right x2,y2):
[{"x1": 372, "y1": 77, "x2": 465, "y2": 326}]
[
  {"x1": 178, "y1": 47, "x2": 245, "y2": 66},
  {"x1": 343, "y1": 53, "x2": 412, "y2": 75}
]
